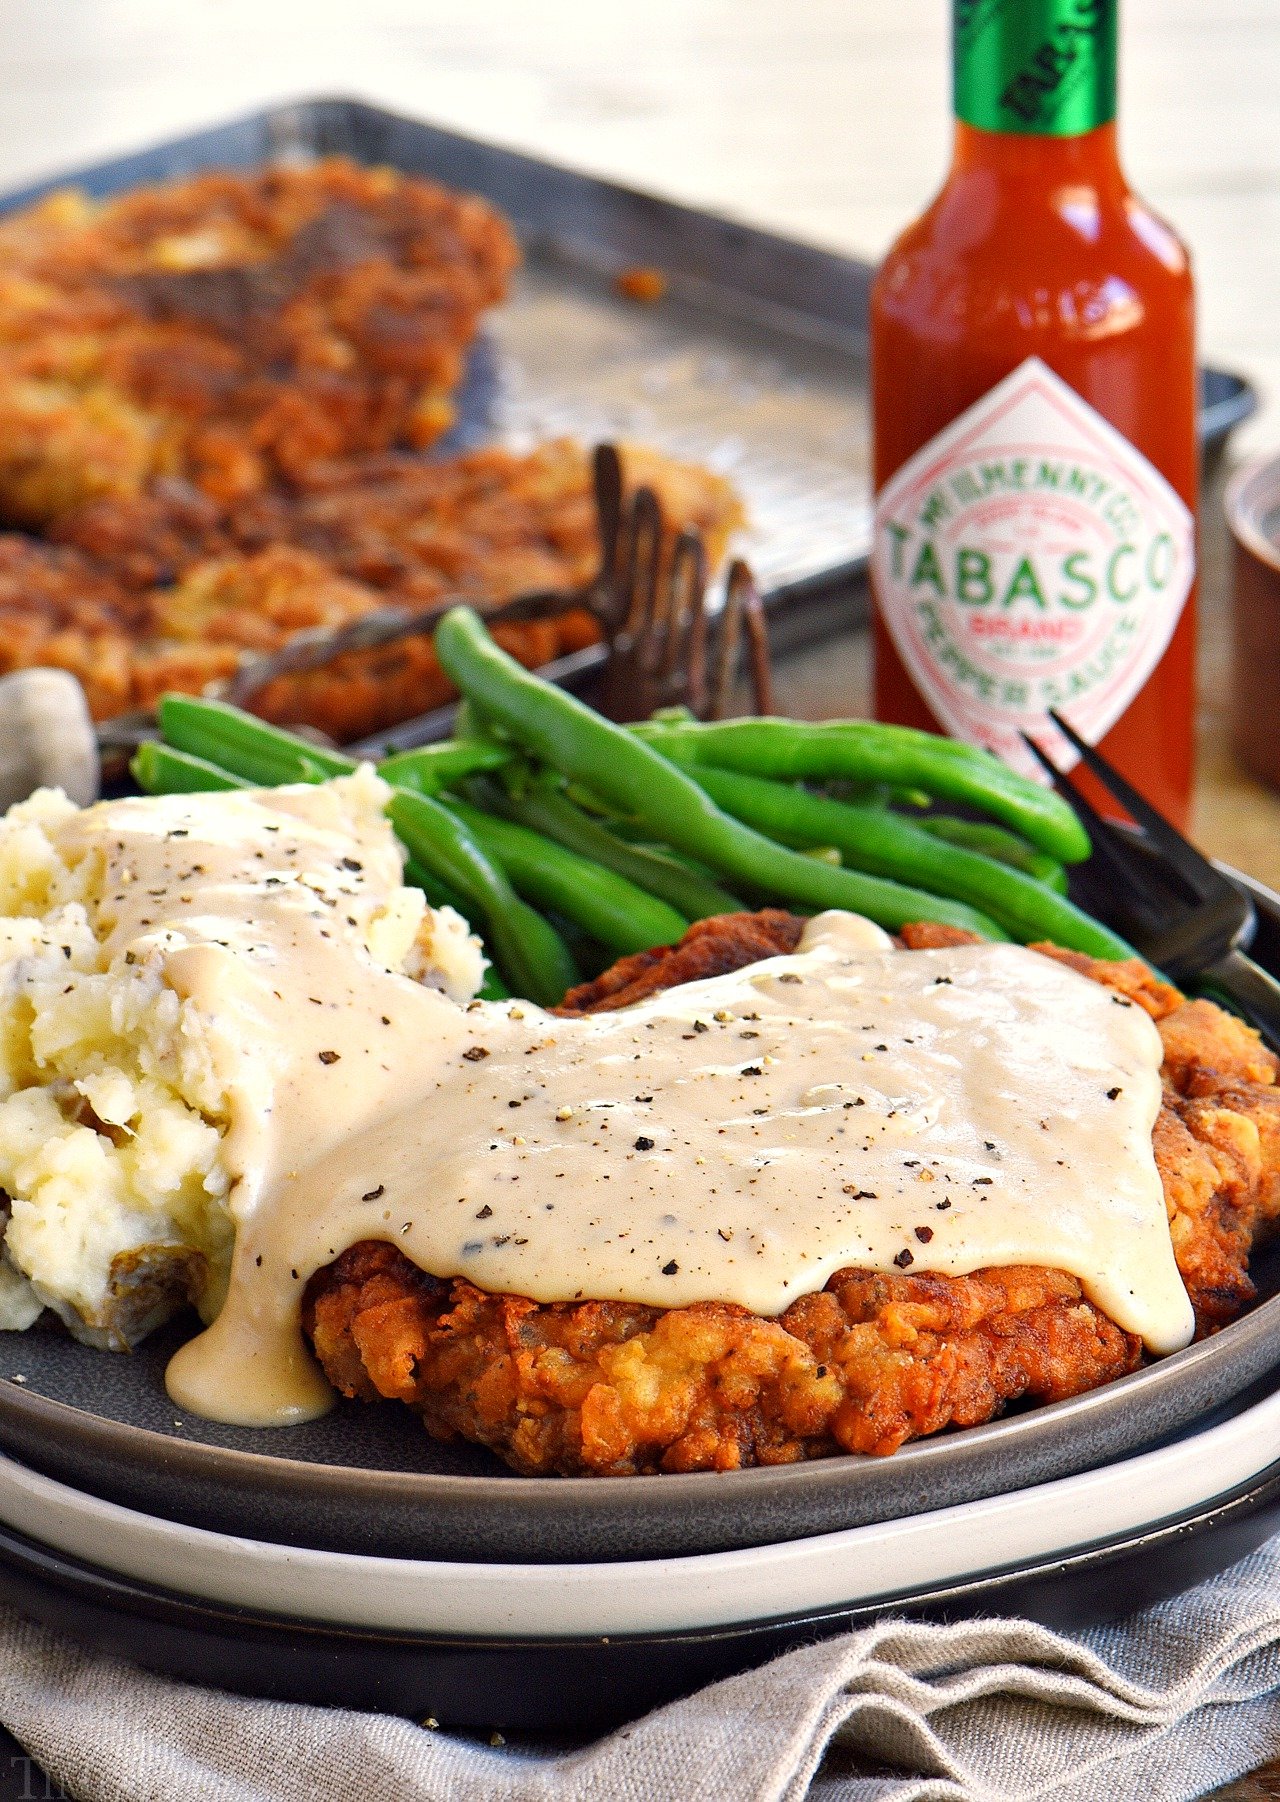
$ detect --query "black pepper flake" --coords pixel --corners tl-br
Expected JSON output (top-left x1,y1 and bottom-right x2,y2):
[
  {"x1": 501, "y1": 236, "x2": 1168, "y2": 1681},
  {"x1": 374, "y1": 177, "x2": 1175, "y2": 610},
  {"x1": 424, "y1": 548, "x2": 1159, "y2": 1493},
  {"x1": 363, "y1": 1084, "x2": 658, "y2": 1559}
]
[
  {"x1": 933, "y1": 975, "x2": 952, "y2": 985},
  {"x1": 661, "y1": 1259, "x2": 679, "y2": 1275},
  {"x1": 318, "y1": 1050, "x2": 340, "y2": 1065},
  {"x1": 983, "y1": 1140, "x2": 997, "y2": 1152},
  {"x1": 255, "y1": 1254, "x2": 263, "y2": 1267},
  {"x1": 874, "y1": 1043, "x2": 888, "y2": 1052},
  {"x1": 816, "y1": 1364, "x2": 827, "y2": 1378},
  {"x1": 894, "y1": 1248, "x2": 914, "y2": 1268},
  {"x1": 752, "y1": 1107, "x2": 769, "y2": 1116},
  {"x1": 462, "y1": 1046, "x2": 490, "y2": 1062},
  {"x1": 341, "y1": 858, "x2": 363, "y2": 872},
  {"x1": 692, "y1": 1020, "x2": 709, "y2": 1033},
  {"x1": 742, "y1": 1065, "x2": 763, "y2": 1077},
  {"x1": 61, "y1": 945, "x2": 71, "y2": 959},
  {"x1": 915, "y1": 1225, "x2": 934, "y2": 1243},
  {"x1": 634, "y1": 1136, "x2": 655, "y2": 1151},
  {"x1": 1106, "y1": 1086, "x2": 1122, "y2": 1100},
  {"x1": 362, "y1": 1185, "x2": 385, "y2": 1202},
  {"x1": 381, "y1": 1015, "x2": 391, "y2": 1025},
  {"x1": 936, "y1": 1198, "x2": 952, "y2": 1210},
  {"x1": 635, "y1": 1095, "x2": 653, "y2": 1103},
  {"x1": 972, "y1": 1176, "x2": 993, "y2": 1185},
  {"x1": 508, "y1": 1099, "x2": 521, "y2": 1108},
  {"x1": 1111, "y1": 994, "x2": 1132, "y2": 1007},
  {"x1": 843, "y1": 1185, "x2": 877, "y2": 1199},
  {"x1": 777, "y1": 972, "x2": 802, "y2": 984}
]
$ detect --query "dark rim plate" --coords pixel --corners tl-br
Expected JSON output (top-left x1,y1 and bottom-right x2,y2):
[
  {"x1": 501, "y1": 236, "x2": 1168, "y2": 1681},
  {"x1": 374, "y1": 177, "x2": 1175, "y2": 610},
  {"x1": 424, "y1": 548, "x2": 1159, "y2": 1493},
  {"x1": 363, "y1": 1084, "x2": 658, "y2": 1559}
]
[
  {"x1": 0, "y1": 871, "x2": 1277, "y2": 1566},
  {"x1": 1, "y1": 1456, "x2": 1278, "y2": 1733}
]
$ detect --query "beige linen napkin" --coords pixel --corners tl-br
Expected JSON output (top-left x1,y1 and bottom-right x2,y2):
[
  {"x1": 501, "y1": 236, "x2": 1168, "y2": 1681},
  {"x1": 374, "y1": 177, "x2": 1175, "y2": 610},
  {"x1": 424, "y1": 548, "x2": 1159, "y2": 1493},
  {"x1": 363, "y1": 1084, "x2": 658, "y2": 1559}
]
[{"x1": 6, "y1": 1533, "x2": 1280, "y2": 1801}]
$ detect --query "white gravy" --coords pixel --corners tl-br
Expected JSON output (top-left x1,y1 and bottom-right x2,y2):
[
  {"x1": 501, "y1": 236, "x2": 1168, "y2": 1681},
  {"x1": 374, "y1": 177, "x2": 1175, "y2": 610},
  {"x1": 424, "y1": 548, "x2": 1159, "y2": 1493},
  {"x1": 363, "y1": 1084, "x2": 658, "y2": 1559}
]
[{"x1": 60, "y1": 784, "x2": 1193, "y2": 1427}]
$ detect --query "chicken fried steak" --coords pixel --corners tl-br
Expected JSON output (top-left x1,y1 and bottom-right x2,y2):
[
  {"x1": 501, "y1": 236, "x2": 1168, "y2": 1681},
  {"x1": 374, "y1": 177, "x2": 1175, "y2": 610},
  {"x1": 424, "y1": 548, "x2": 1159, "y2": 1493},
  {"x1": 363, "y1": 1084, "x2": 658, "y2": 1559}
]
[
  {"x1": 0, "y1": 158, "x2": 518, "y2": 521},
  {"x1": 303, "y1": 913, "x2": 1280, "y2": 1476}
]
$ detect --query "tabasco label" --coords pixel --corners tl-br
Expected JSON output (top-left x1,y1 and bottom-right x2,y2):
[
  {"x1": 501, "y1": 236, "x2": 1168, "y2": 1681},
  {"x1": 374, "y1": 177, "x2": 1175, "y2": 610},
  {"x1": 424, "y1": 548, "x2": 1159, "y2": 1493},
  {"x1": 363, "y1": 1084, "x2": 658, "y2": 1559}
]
[{"x1": 872, "y1": 357, "x2": 1194, "y2": 780}]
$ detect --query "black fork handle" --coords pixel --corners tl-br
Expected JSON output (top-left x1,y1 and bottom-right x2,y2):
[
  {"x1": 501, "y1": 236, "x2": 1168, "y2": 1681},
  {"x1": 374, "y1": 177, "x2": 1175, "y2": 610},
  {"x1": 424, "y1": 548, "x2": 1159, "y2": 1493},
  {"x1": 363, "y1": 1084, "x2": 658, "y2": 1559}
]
[{"x1": 1194, "y1": 946, "x2": 1280, "y2": 1054}]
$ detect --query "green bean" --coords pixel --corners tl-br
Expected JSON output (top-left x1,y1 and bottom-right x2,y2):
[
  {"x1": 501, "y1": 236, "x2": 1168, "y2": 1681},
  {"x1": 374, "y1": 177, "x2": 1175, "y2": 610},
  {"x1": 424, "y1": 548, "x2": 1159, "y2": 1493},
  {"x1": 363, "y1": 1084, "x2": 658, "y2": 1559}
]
[
  {"x1": 630, "y1": 716, "x2": 1090, "y2": 865},
  {"x1": 433, "y1": 607, "x2": 1007, "y2": 940},
  {"x1": 481, "y1": 777, "x2": 742, "y2": 920},
  {"x1": 916, "y1": 817, "x2": 1068, "y2": 894},
  {"x1": 159, "y1": 694, "x2": 356, "y2": 785},
  {"x1": 444, "y1": 798, "x2": 689, "y2": 956},
  {"x1": 389, "y1": 792, "x2": 578, "y2": 1007},
  {"x1": 674, "y1": 764, "x2": 1132, "y2": 959},
  {"x1": 378, "y1": 740, "x2": 513, "y2": 796},
  {"x1": 132, "y1": 741, "x2": 249, "y2": 795}
]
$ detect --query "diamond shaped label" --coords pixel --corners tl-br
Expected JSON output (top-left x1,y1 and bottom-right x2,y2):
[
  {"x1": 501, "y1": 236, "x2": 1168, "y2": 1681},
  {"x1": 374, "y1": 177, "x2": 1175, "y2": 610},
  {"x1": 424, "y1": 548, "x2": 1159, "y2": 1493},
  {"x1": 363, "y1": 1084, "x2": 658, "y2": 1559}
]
[{"x1": 872, "y1": 357, "x2": 1194, "y2": 779}]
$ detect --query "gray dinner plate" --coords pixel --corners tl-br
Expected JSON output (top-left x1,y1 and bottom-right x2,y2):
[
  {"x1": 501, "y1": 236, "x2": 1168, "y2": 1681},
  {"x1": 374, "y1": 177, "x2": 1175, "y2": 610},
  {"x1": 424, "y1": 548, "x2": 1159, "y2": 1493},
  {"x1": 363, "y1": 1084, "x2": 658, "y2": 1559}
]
[{"x1": 0, "y1": 869, "x2": 1278, "y2": 1567}]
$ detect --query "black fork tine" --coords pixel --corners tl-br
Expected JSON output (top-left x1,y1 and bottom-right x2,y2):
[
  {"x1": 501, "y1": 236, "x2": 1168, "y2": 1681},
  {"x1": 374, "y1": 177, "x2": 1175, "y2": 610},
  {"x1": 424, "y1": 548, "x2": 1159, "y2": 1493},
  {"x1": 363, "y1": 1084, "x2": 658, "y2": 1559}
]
[
  {"x1": 1019, "y1": 733, "x2": 1175, "y2": 929},
  {"x1": 591, "y1": 443, "x2": 624, "y2": 598},
  {"x1": 729, "y1": 560, "x2": 775, "y2": 718},
  {"x1": 658, "y1": 532, "x2": 706, "y2": 686},
  {"x1": 1047, "y1": 709, "x2": 1228, "y2": 899}
]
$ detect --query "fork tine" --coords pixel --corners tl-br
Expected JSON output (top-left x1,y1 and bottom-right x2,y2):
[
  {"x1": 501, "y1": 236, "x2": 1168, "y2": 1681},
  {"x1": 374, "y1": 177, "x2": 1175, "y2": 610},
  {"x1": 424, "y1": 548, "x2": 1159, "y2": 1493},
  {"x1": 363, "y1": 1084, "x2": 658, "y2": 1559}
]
[
  {"x1": 684, "y1": 587, "x2": 709, "y2": 718},
  {"x1": 1019, "y1": 732, "x2": 1175, "y2": 926},
  {"x1": 657, "y1": 532, "x2": 706, "y2": 685},
  {"x1": 591, "y1": 443, "x2": 624, "y2": 593},
  {"x1": 708, "y1": 572, "x2": 744, "y2": 721},
  {"x1": 729, "y1": 560, "x2": 774, "y2": 717},
  {"x1": 617, "y1": 486, "x2": 663, "y2": 642},
  {"x1": 1046, "y1": 709, "x2": 1225, "y2": 898}
]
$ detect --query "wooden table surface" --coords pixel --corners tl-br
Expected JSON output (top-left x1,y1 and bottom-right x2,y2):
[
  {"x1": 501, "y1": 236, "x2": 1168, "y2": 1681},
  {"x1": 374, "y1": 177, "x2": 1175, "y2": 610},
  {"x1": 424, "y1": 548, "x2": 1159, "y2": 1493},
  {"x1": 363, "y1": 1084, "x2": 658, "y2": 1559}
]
[{"x1": 0, "y1": 4, "x2": 1277, "y2": 1794}]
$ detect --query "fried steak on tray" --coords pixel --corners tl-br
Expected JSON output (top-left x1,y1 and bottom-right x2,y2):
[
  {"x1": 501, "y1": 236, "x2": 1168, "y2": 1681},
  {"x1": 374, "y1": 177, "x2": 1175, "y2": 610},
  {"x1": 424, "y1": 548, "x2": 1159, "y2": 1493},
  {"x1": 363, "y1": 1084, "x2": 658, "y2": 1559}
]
[
  {"x1": 0, "y1": 159, "x2": 745, "y2": 739},
  {"x1": 303, "y1": 913, "x2": 1280, "y2": 1477},
  {"x1": 0, "y1": 158, "x2": 518, "y2": 518}
]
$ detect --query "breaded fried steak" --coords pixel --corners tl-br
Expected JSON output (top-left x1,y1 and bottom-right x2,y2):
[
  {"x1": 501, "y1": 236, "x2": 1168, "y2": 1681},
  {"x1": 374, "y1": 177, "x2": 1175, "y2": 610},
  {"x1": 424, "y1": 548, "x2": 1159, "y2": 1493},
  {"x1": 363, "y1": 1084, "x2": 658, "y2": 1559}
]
[
  {"x1": 302, "y1": 914, "x2": 1280, "y2": 1476},
  {"x1": 0, "y1": 159, "x2": 746, "y2": 740},
  {"x1": 2, "y1": 441, "x2": 743, "y2": 738},
  {"x1": 0, "y1": 158, "x2": 518, "y2": 521}
]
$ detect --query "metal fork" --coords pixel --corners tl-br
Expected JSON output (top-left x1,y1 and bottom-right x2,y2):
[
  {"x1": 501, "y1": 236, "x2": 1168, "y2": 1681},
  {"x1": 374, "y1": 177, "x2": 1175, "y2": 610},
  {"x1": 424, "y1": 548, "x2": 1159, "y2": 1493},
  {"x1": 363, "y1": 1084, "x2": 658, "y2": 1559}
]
[
  {"x1": 1021, "y1": 711, "x2": 1280, "y2": 1050},
  {"x1": 593, "y1": 472, "x2": 773, "y2": 723}
]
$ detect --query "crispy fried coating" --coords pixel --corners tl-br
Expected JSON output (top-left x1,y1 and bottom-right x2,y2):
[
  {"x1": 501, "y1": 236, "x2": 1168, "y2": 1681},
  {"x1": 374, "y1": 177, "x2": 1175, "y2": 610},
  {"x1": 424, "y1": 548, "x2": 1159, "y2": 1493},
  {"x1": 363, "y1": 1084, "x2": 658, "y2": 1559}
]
[
  {"x1": 0, "y1": 159, "x2": 518, "y2": 521},
  {"x1": 7, "y1": 439, "x2": 744, "y2": 737},
  {"x1": 555, "y1": 909, "x2": 805, "y2": 1015},
  {"x1": 303, "y1": 913, "x2": 1280, "y2": 1475},
  {"x1": 304, "y1": 1243, "x2": 1140, "y2": 1475},
  {"x1": 0, "y1": 158, "x2": 745, "y2": 739}
]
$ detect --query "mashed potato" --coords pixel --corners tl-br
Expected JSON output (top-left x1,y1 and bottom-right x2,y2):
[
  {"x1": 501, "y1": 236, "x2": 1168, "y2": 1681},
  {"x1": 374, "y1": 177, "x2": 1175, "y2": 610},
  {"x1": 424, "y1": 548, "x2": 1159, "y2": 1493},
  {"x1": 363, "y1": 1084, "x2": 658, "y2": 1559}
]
[{"x1": 0, "y1": 769, "x2": 483, "y2": 1348}]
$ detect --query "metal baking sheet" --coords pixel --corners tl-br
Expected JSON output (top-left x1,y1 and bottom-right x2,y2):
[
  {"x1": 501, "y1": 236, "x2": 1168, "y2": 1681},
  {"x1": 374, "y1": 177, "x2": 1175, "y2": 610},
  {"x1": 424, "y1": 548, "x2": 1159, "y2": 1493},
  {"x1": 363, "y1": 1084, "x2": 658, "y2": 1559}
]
[{"x1": 0, "y1": 96, "x2": 1255, "y2": 748}]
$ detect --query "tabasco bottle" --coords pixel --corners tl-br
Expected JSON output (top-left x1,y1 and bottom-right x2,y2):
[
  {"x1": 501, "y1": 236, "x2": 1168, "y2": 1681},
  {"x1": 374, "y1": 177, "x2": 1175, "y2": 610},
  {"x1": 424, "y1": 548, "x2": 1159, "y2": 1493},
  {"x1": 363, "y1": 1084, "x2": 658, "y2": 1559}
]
[{"x1": 870, "y1": 0, "x2": 1197, "y2": 825}]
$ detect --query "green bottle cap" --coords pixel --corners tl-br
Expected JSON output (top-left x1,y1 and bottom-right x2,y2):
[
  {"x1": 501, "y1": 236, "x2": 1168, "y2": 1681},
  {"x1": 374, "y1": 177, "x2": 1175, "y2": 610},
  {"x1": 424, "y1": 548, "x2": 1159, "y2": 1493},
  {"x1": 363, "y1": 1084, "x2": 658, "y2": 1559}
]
[{"x1": 954, "y1": 0, "x2": 1117, "y2": 136}]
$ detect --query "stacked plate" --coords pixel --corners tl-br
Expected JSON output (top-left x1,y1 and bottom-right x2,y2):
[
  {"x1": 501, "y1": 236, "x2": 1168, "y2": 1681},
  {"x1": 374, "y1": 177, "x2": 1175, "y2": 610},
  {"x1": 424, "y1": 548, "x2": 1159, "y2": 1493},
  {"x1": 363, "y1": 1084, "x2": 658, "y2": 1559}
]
[
  {"x1": 0, "y1": 869, "x2": 1279, "y2": 1733},
  {"x1": 0, "y1": 1279, "x2": 1278, "y2": 1731}
]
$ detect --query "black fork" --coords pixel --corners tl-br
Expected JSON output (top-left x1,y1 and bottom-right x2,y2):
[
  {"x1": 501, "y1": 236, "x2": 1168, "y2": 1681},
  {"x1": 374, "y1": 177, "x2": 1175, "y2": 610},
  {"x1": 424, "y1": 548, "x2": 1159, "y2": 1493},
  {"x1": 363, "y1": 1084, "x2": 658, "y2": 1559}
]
[{"x1": 1021, "y1": 711, "x2": 1280, "y2": 1051}]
